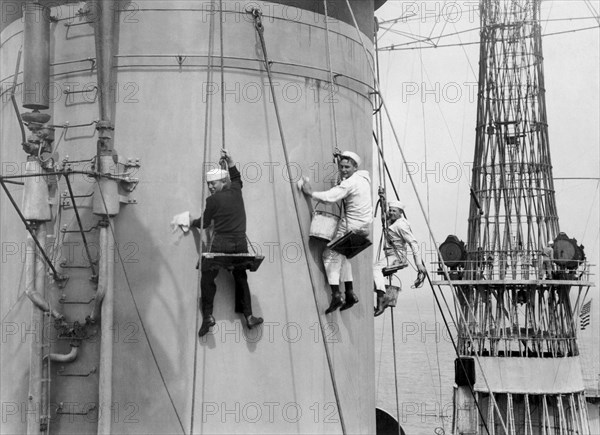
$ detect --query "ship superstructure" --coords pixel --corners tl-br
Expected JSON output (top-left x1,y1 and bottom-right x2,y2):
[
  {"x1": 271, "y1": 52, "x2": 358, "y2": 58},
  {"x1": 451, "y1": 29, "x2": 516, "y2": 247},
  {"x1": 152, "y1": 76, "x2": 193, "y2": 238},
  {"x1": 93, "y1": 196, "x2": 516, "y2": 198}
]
[
  {"x1": 435, "y1": 1, "x2": 595, "y2": 434},
  {"x1": 0, "y1": 1, "x2": 387, "y2": 433}
]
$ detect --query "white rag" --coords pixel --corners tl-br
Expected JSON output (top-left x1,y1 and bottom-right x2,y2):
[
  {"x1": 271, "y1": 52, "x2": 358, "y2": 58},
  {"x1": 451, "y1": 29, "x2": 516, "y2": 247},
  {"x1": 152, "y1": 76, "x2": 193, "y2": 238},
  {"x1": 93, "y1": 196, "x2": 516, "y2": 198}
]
[
  {"x1": 170, "y1": 211, "x2": 191, "y2": 245},
  {"x1": 296, "y1": 176, "x2": 309, "y2": 192}
]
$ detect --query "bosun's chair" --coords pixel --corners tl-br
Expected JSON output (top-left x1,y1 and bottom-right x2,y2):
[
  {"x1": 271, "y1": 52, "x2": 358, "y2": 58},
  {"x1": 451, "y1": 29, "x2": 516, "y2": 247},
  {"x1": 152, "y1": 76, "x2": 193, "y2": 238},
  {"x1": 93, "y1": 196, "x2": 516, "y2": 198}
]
[
  {"x1": 201, "y1": 236, "x2": 264, "y2": 272},
  {"x1": 327, "y1": 231, "x2": 372, "y2": 259},
  {"x1": 200, "y1": 157, "x2": 265, "y2": 272},
  {"x1": 325, "y1": 200, "x2": 372, "y2": 260}
]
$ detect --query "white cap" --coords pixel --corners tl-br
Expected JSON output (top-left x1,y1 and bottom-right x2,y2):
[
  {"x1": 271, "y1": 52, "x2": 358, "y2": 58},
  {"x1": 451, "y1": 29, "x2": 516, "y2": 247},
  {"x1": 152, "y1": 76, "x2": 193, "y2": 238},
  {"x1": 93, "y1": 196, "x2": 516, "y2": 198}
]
[
  {"x1": 388, "y1": 200, "x2": 405, "y2": 211},
  {"x1": 340, "y1": 150, "x2": 362, "y2": 167},
  {"x1": 206, "y1": 169, "x2": 228, "y2": 182}
]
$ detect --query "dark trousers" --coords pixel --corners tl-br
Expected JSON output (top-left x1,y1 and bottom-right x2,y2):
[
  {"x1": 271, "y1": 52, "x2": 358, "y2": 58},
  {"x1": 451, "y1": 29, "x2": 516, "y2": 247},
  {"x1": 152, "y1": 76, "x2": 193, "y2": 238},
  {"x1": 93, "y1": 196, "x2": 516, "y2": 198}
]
[
  {"x1": 201, "y1": 269, "x2": 252, "y2": 316},
  {"x1": 200, "y1": 234, "x2": 253, "y2": 317}
]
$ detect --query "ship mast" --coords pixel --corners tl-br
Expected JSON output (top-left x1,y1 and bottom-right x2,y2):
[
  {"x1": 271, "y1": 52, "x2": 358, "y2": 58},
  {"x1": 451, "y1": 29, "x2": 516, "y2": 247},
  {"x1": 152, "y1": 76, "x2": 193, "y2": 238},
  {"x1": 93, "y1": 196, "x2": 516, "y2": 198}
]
[{"x1": 436, "y1": 0, "x2": 594, "y2": 433}]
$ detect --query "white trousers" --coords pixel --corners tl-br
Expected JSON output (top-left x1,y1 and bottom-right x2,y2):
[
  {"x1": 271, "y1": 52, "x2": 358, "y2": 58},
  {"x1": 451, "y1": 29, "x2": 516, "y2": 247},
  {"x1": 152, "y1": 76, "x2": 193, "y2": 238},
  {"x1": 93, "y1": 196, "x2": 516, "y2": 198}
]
[
  {"x1": 322, "y1": 221, "x2": 369, "y2": 286},
  {"x1": 373, "y1": 256, "x2": 405, "y2": 292}
]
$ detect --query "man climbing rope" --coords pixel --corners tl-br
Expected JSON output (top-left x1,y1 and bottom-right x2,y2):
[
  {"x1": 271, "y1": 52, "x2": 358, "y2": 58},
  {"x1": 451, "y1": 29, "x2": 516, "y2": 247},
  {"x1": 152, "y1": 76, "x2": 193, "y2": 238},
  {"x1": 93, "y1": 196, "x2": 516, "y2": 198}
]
[
  {"x1": 373, "y1": 200, "x2": 427, "y2": 316},
  {"x1": 300, "y1": 150, "x2": 372, "y2": 314},
  {"x1": 192, "y1": 149, "x2": 263, "y2": 337}
]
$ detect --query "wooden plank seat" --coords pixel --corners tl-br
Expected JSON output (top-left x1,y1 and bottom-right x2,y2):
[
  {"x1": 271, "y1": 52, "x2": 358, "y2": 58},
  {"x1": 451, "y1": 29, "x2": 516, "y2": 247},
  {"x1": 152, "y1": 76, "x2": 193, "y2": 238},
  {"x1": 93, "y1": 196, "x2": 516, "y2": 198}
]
[
  {"x1": 382, "y1": 264, "x2": 406, "y2": 277},
  {"x1": 327, "y1": 231, "x2": 372, "y2": 259},
  {"x1": 201, "y1": 253, "x2": 264, "y2": 272}
]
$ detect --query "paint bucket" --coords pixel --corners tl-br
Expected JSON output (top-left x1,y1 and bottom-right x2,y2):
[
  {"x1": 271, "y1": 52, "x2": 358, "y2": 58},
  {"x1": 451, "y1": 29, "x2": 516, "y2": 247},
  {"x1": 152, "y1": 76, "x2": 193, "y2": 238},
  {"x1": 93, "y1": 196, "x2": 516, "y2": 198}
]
[
  {"x1": 384, "y1": 284, "x2": 400, "y2": 307},
  {"x1": 309, "y1": 203, "x2": 340, "y2": 242}
]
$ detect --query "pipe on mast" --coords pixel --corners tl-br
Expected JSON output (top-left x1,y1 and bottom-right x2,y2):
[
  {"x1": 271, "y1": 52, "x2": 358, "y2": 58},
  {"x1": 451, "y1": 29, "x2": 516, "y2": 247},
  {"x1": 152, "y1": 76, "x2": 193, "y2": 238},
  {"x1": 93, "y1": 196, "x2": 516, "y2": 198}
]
[
  {"x1": 25, "y1": 229, "x2": 42, "y2": 435},
  {"x1": 97, "y1": 219, "x2": 115, "y2": 435},
  {"x1": 35, "y1": 224, "x2": 50, "y2": 434},
  {"x1": 45, "y1": 344, "x2": 79, "y2": 363},
  {"x1": 92, "y1": 1, "x2": 120, "y2": 433}
]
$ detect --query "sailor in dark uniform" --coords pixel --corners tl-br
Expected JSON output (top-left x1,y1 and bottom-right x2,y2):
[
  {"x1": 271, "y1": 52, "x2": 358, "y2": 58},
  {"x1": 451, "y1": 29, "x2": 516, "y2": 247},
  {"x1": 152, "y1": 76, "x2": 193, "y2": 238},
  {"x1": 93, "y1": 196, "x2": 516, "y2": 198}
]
[{"x1": 192, "y1": 149, "x2": 263, "y2": 337}]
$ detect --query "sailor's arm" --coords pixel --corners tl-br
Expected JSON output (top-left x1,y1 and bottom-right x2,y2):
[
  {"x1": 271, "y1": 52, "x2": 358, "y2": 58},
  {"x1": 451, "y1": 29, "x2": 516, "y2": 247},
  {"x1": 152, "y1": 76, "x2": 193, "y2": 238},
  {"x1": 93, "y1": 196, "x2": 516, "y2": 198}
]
[
  {"x1": 191, "y1": 197, "x2": 216, "y2": 229},
  {"x1": 301, "y1": 178, "x2": 349, "y2": 203},
  {"x1": 221, "y1": 149, "x2": 242, "y2": 189},
  {"x1": 398, "y1": 220, "x2": 426, "y2": 272}
]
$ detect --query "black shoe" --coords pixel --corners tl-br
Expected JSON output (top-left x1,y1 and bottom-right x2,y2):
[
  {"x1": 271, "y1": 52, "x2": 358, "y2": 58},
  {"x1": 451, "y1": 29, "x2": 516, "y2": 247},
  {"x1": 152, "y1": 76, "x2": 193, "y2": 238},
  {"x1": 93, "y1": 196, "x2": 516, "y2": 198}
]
[
  {"x1": 325, "y1": 292, "x2": 345, "y2": 314},
  {"x1": 374, "y1": 305, "x2": 387, "y2": 317},
  {"x1": 374, "y1": 293, "x2": 387, "y2": 317},
  {"x1": 246, "y1": 315, "x2": 264, "y2": 329},
  {"x1": 198, "y1": 315, "x2": 216, "y2": 337},
  {"x1": 340, "y1": 292, "x2": 359, "y2": 311}
]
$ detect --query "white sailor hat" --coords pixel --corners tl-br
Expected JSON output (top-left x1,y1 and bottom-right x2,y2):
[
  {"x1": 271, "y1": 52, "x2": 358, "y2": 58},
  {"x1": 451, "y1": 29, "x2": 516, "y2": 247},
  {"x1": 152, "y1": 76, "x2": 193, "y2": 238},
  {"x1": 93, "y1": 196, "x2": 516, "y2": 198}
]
[
  {"x1": 388, "y1": 200, "x2": 405, "y2": 210},
  {"x1": 206, "y1": 168, "x2": 229, "y2": 182},
  {"x1": 340, "y1": 150, "x2": 362, "y2": 167}
]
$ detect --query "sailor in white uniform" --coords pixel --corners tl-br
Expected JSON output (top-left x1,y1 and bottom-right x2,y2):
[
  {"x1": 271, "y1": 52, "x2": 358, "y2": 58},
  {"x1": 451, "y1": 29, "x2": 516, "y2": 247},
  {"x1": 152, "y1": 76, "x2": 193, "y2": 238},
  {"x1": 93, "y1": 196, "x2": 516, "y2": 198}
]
[
  {"x1": 373, "y1": 201, "x2": 426, "y2": 316},
  {"x1": 301, "y1": 151, "x2": 373, "y2": 314}
]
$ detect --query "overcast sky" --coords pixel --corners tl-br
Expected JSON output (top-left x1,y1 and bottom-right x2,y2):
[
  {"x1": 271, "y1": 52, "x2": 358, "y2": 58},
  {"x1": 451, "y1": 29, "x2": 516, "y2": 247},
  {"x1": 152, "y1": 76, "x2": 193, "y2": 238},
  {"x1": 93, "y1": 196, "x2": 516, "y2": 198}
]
[
  {"x1": 373, "y1": 0, "x2": 599, "y2": 427},
  {"x1": 375, "y1": 0, "x2": 599, "y2": 263}
]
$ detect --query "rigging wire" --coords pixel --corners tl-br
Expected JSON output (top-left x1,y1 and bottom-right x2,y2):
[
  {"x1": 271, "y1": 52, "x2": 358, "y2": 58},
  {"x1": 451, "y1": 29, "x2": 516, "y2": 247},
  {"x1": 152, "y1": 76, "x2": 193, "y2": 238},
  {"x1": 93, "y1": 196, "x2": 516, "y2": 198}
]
[
  {"x1": 373, "y1": 56, "x2": 468, "y2": 432},
  {"x1": 417, "y1": 18, "x2": 446, "y2": 426},
  {"x1": 389, "y1": 307, "x2": 402, "y2": 426},
  {"x1": 581, "y1": 180, "x2": 600, "y2": 241},
  {"x1": 379, "y1": 25, "x2": 480, "y2": 48},
  {"x1": 379, "y1": 11, "x2": 598, "y2": 41},
  {"x1": 378, "y1": 24, "x2": 600, "y2": 51},
  {"x1": 450, "y1": 21, "x2": 478, "y2": 79},
  {"x1": 410, "y1": 288, "x2": 445, "y2": 421},
  {"x1": 344, "y1": 1, "x2": 508, "y2": 432},
  {"x1": 219, "y1": 0, "x2": 226, "y2": 150},
  {"x1": 375, "y1": 301, "x2": 387, "y2": 402},
  {"x1": 374, "y1": 23, "x2": 487, "y2": 435},
  {"x1": 374, "y1": 27, "x2": 405, "y2": 427},
  {"x1": 0, "y1": 174, "x2": 84, "y2": 323},
  {"x1": 323, "y1": 0, "x2": 339, "y2": 153},
  {"x1": 0, "y1": 269, "x2": 27, "y2": 322},
  {"x1": 190, "y1": 3, "x2": 217, "y2": 432},
  {"x1": 543, "y1": 0, "x2": 555, "y2": 33},
  {"x1": 412, "y1": 57, "x2": 477, "y2": 198},
  {"x1": 96, "y1": 182, "x2": 186, "y2": 434},
  {"x1": 251, "y1": 8, "x2": 347, "y2": 434},
  {"x1": 426, "y1": 0, "x2": 451, "y2": 48},
  {"x1": 584, "y1": 0, "x2": 600, "y2": 26}
]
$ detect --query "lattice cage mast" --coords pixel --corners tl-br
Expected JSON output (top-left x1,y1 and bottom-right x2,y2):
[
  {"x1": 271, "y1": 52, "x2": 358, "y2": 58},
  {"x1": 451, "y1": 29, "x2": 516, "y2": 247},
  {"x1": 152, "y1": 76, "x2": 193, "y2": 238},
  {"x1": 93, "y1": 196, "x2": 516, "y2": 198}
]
[
  {"x1": 434, "y1": 1, "x2": 594, "y2": 434},
  {"x1": 469, "y1": 0, "x2": 558, "y2": 280}
]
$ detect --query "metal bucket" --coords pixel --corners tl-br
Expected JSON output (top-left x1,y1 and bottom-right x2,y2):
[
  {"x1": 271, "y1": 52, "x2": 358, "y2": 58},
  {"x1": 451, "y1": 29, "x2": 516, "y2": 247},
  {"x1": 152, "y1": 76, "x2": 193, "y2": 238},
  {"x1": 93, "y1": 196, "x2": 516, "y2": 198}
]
[
  {"x1": 384, "y1": 284, "x2": 400, "y2": 307},
  {"x1": 309, "y1": 204, "x2": 340, "y2": 242}
]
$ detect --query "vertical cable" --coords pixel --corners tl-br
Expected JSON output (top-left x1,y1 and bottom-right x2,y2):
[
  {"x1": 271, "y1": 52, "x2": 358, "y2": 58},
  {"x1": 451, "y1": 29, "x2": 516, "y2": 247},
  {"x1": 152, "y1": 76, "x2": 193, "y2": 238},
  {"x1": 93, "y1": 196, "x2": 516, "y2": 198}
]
[
  {"x1": 251, "y1": 10, "x2": 346, "y2": 433},
  {"x1": 322, "y1": 0, "x2": 339, "y2": 153},
  {"x1": 219, "y1": 0, "x2": 226, "y2": 150},
  {"x1": 190, "y1": 3, "x2": 217, "y2": 432},
  {"x1": 342, "y1": 1, "x2": 505, "y2": 431}
]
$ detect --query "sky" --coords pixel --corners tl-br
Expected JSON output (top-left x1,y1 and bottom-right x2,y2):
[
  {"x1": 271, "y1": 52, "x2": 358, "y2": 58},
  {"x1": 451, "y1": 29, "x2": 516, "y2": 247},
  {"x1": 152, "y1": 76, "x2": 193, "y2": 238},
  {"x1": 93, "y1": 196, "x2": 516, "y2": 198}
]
[
  {"x1": 375, "y1": 0, "x2": 599, "y2": 266},
  {"x1": 372, "y1": 1, "x2": 599, "y2": 431}
]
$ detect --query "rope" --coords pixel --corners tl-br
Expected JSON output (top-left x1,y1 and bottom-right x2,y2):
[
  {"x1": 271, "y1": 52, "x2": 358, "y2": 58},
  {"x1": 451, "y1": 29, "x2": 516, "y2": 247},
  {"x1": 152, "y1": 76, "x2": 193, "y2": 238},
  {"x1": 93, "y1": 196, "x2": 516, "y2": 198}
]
[
  {"x1": 190, "y1": 3, "x2": 217, "y2": 432},
  {"x1": 322, "y1": 0, "x2": 339, "y2": 154},
  {"x1": 376, "y1": 84, "x2": 492, "y2": 434},
  {"x1": 423, "y1": 273, "x2": 491, "y2": 434},
  {"x1": 219, "y1": 0, "x2": 226, "y2": 149},
  {"x1": 389, "y1": 308, "x2": 401, "y2": 426},
  {"x1": 415, "y1": 25, "x2": 445, "y2": 423},
  {"x1": 96, "y1": 182, "x2": 186, "y2": 434},
  {"x1": 372, "y1": 132, "x2": 399, "y2": 199},
  {"x1": 374, "y1": 25, "x2": 387, "y2": 197},
  {"x1": 250, "y1": 9, "x2": 346, "y2": 434},
  {"x1": 343, "y1": 1, "x2": 506, "y2": 432}
]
